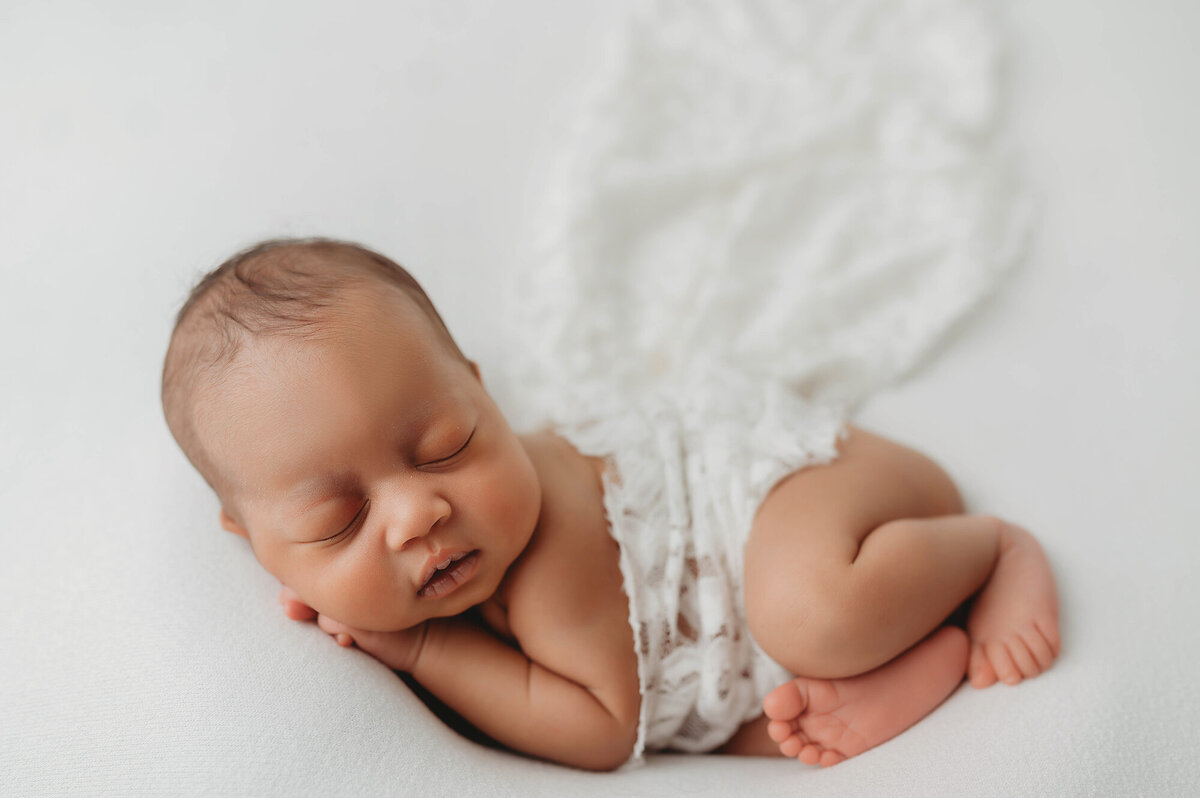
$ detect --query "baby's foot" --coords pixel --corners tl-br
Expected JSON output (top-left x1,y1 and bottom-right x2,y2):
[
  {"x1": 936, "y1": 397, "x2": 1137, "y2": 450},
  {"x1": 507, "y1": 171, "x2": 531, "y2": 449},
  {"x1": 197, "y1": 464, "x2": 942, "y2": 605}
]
[
  {"x1": 966, "y1": 521, "x2": 1060, "y2": 688},
  {"x1": 763, "y1": 627, "x2": 968, "y2": 766}
]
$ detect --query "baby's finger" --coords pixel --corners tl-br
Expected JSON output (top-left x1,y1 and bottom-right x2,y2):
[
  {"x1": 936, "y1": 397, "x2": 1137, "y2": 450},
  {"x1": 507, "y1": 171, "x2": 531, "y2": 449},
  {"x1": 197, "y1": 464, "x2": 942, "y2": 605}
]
[
  {"x1": 282, "y1": 599, "x2": 318, "y2": 622},
  {"x1": 277, "y1": 586, "x2": 318, "y2": 621},
  {"x1": 317, "y1": 613, "x2": 357, "y2": 647}
]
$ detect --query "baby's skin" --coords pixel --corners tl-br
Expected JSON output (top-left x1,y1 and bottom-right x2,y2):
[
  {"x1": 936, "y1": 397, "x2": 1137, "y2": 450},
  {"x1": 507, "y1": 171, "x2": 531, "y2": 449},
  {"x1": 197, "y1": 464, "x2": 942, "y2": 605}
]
[{"x1": 202, "y1": 277, "x2": 1059, "y2": 770}]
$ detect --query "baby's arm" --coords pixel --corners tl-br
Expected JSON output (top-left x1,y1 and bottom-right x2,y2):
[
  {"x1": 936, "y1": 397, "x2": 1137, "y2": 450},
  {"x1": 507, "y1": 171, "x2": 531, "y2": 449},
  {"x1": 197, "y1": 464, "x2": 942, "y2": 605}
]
[
  {"x1": 411, "y1": 613, "x2": 637, "y2": 770},
  {"x1": 280, "y1": 579, "x2": 640, "y2": 771}
]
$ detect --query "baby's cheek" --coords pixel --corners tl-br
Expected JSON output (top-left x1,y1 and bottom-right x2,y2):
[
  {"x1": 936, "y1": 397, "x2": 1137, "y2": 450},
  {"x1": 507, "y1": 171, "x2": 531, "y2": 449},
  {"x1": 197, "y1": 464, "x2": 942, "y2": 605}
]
[
  {"x1": 484, "y1": 452, "x2": 540, "y2": 529},
  {"x1": 280, "y1": 551, "x2": 365, "y2": 626}
]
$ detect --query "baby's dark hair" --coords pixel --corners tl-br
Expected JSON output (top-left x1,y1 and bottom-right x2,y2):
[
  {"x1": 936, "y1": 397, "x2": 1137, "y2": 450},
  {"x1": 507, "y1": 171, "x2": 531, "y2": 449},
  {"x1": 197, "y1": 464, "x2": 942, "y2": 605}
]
[{"x1": 162, "y1": 237, "x2": 465, "y2": 497}]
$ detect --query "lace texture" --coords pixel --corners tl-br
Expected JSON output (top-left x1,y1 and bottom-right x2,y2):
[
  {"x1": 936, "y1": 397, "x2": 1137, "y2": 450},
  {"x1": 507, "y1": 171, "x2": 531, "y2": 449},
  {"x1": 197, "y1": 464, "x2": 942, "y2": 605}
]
[
  {"x1": 511, "y1": 0, "x2": 1027, "y2": 765},
  {"x1": 514, "y1": 0, "x2": 1028, "y2": 422},
  {"x1": 554, "y1": 370, "x2": 844, "y2": 762}
]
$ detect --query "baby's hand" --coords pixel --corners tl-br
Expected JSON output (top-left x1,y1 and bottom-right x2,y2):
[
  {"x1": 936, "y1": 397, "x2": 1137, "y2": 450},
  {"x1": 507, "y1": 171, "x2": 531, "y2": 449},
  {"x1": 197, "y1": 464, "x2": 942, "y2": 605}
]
[{"x1": 277, "y1": 586, "x2": 428, "y2": 673}]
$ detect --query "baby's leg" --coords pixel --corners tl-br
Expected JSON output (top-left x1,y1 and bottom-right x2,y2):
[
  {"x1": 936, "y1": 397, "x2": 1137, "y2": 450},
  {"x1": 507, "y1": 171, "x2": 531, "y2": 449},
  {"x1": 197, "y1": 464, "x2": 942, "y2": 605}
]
[
  {"x1": 743, "y1": 427, "x2": 1058, "y2": 761},
  {"x1": 745, "y1": 427, "x2": 998, "y2": 677}
]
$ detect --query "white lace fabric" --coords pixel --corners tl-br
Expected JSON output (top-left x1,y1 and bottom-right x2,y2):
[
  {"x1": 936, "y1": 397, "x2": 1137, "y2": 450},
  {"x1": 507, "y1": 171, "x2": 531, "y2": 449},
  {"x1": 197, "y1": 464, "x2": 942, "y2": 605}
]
[
  {"x1": 508, "y1": 0, "x2": 1027, "y2": 765},
  {"x1": 514, "y1": 0, "x2": 1028, "y2": 421},
  {"x1": 554, "y1": 372, "x2": 844, "y2": 762}
]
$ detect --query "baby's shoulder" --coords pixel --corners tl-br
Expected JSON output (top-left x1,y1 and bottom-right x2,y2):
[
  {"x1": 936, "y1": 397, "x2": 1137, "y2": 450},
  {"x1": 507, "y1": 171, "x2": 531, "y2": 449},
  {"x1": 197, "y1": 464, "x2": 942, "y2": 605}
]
[{"x1": 503, "y1": 431, "x2": 622, "y2": 635}]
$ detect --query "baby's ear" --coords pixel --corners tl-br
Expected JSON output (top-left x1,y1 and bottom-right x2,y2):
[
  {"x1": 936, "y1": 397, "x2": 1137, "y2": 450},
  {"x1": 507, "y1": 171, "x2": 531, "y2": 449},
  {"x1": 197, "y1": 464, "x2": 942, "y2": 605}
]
[{"x1": 219, "y1": 508, "x2": 249, "y2": 539}]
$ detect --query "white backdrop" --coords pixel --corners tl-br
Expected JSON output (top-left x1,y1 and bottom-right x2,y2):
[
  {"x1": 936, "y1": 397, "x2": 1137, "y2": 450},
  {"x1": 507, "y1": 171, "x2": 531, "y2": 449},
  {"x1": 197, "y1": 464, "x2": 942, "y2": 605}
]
[{"x1": 2, "y1": 1, "x2": 1198, "y2": 795}]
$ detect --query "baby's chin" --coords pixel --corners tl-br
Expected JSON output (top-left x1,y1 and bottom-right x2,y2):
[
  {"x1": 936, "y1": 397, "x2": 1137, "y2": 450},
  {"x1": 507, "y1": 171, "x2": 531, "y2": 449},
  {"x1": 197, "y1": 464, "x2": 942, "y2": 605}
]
[{"x1": 352, "y1": 588, "x2": 491, "y2": 632}]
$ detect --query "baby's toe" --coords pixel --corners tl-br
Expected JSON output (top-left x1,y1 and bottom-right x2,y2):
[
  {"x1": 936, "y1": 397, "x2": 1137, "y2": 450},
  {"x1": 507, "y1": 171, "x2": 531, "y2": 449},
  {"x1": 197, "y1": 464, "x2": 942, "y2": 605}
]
[
  {"x1": 1007, "y1": 636, "x2": 1040, "y2": 679},
  {"x1": 819, "y1": 750, "x2": 845, "y2": 768},
  {"x1": 968, "y1": 642, "x2": 997, "y2": 688},
  {"x1": 988, "y1": 640, "x2": 1022, "y2": 685},
  {"x1": 768, "y1": 719, "x2": 795, "y2": 743},
  {"x1": 798, "y1": 744, "x2": 822, "y2": 766},
  {"x1": 763, "y1": 680, "x2": 805, "y2": 721},
  {"x1": 779, "y1": 735, "x2": 804, "y2": 758},
  {"x1": 1026, "y1": 625, "x2": 1057, "y2": 670},
  {"x1": 1036, "y1": 618, "x2": 1062, "y2": 657}
]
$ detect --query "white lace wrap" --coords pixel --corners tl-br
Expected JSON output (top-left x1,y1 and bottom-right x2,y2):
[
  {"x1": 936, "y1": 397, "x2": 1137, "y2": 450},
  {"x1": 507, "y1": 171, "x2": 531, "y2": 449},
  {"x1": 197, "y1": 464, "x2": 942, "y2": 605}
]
[
  {"x1": 553, "y1": 372, "x2": 844, "y2": 761},
  {"x1": 511, "y1": 0, "x2": 1029, "y2": 423},
  {"x1": 504, "y1": 0, "x2": 1028, "y2": 765}
]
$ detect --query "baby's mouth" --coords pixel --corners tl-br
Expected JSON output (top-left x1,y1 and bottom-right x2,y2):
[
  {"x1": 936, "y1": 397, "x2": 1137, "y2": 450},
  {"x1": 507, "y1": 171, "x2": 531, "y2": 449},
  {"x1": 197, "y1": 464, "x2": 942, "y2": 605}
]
[{"x1": 418, "y1": 550, "x2": 479, "y2": 599}]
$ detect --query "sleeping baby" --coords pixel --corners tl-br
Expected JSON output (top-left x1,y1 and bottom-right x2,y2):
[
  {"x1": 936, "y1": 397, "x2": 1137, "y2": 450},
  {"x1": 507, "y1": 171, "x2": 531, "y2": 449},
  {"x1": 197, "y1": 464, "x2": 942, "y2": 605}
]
[{"x1": 161, "y1": 238, "x2": 1060, "y2": 770}]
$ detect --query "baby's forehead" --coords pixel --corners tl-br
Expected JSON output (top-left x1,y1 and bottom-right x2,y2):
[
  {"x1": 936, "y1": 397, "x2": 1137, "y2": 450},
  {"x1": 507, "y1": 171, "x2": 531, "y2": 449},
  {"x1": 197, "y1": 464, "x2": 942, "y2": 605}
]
[
  {"x1": 223, "y1": 283, "x2": 449, "y2": 384},
  {"x1": 195, "y1": 291, "x2": 466, "y2": 494}
]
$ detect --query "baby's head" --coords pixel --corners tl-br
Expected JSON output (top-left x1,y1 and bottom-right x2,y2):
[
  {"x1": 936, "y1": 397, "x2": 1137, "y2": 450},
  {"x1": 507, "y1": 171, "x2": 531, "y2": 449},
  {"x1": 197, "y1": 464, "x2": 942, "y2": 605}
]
[
  {"x1": 163, "y1": 238, "x2": 541, "y2": 630},
  {"x1": 162, "y1": 239, "x2": 472, "y2": 503}
]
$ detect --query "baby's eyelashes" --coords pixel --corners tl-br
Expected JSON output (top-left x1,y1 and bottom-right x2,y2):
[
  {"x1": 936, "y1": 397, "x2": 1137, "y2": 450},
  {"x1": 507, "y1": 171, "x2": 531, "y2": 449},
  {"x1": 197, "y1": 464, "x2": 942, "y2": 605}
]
[
  {"x1": 420, "y1": 428, "x2": 475, "y2": 468},
  {"x1": 297, "y1": 424, "x2": 475, "y2": 544},
  {"x1": 317, "y1": 500, "x2": 369, "y2": 544}
]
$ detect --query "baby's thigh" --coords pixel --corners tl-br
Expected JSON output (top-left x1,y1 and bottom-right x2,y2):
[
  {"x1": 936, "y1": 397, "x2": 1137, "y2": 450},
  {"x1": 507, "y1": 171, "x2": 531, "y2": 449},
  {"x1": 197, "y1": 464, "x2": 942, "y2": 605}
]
[{"x1": 742, "y1": 427, "x2": 962, "y2": 649}]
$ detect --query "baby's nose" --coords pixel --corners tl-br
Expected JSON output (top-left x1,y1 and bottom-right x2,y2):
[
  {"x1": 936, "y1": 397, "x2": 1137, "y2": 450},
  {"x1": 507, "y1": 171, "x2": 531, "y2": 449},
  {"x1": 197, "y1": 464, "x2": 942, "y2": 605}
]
[{"x1": 382, "y1": 490, "x2": 452, "y2": 552}]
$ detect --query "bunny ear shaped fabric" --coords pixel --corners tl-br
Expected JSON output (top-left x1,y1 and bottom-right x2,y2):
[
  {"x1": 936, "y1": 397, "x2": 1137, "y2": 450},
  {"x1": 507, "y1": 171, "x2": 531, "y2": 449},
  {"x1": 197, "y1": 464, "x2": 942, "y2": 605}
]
[{"x1": 516, "y1": 0, "x2": 1031, "y2": 423}]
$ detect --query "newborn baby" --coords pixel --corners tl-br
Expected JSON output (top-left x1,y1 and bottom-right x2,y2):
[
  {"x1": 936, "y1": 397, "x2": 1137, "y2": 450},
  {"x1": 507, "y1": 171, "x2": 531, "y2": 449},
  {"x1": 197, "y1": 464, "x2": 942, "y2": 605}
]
[{"x1": 162, "y1": 237, "x2": 1060, "y2": 770}]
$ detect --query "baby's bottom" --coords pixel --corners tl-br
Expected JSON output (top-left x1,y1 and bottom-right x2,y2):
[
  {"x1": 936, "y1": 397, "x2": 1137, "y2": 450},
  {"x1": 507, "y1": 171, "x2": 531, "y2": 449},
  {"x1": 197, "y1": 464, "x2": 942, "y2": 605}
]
[{"x1": 736, "y1": 427, "x2": 1060, "y2": 763}]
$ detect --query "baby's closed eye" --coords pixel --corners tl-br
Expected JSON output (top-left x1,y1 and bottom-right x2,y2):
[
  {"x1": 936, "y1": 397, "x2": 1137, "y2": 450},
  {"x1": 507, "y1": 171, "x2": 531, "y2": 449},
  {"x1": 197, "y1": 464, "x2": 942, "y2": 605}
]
[
  {"x1": 317, "y1": 500, "x2": 369, "y2": 543},
  {"x1": 421, "y1": 428, "x2": 474, "y2": 468}
]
